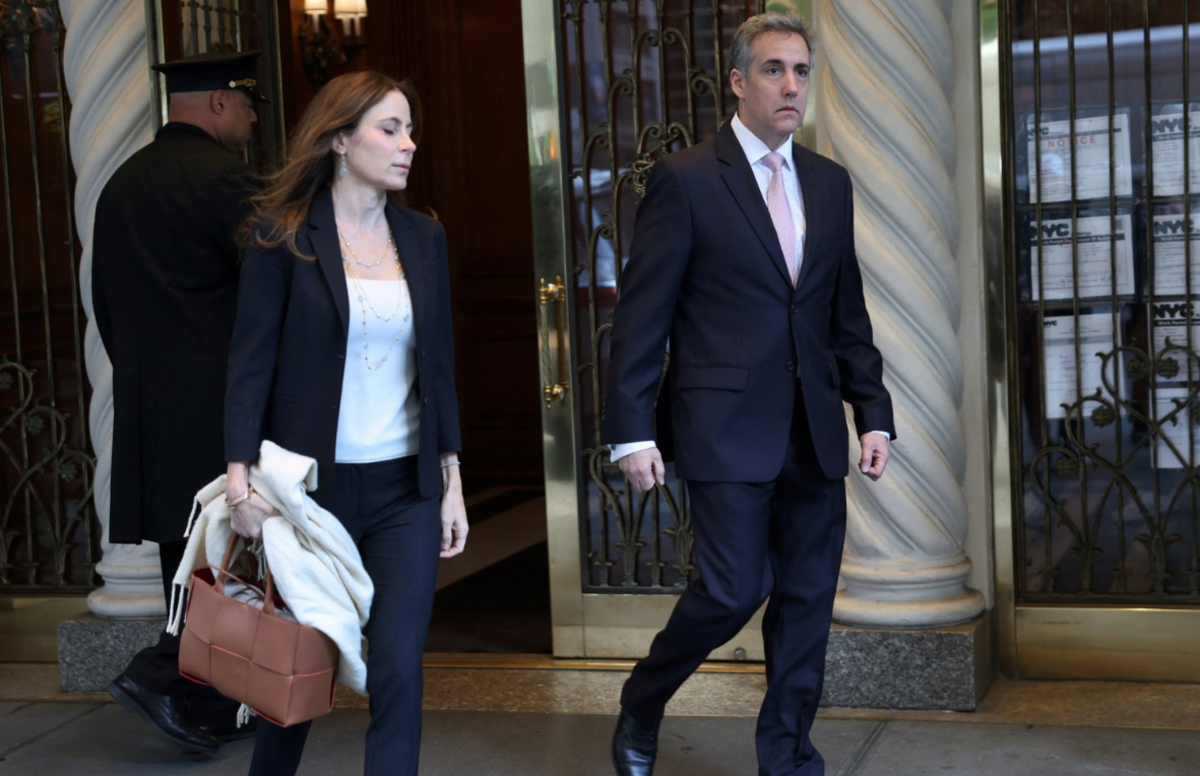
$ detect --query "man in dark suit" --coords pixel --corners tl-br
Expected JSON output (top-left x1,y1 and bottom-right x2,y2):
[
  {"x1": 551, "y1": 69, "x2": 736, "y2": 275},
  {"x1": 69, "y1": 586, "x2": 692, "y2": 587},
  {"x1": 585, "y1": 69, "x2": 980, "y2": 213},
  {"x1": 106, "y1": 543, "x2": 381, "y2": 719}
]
[
  {"x1": 91, "y1": 50, "x2": 267, "y2": 755},
  {"x1": 604, "y1": 13, "x2": 895, "y2": 776}
]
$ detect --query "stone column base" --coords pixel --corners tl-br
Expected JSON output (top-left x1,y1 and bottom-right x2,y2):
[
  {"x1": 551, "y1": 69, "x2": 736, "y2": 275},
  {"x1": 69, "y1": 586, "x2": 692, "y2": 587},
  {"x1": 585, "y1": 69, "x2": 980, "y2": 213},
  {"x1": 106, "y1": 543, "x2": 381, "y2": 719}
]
[
  {"x1": 57, "y1": 614, "x2": 163, "y2": 692},
  {"x1": 822, "y1": 612, "x2": 992, "y2": 711},
  {"x1": 57, "y1": 611, "x2": 994, "y2": 708}
]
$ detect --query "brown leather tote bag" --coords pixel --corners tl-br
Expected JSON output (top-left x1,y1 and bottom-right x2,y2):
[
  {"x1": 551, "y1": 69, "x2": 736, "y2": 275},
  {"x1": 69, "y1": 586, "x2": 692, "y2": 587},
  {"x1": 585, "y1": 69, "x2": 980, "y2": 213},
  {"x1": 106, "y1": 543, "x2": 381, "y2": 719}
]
[{"x1": 179, "y1": 534, "x2": 340, "y2": 727}]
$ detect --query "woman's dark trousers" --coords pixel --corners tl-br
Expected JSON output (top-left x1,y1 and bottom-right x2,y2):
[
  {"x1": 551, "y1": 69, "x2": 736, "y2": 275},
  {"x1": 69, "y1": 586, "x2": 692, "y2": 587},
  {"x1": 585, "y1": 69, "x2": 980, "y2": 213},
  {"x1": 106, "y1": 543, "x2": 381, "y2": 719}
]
[{"x1": 248, "y1": 456, "x2": 441, "y2": 776}]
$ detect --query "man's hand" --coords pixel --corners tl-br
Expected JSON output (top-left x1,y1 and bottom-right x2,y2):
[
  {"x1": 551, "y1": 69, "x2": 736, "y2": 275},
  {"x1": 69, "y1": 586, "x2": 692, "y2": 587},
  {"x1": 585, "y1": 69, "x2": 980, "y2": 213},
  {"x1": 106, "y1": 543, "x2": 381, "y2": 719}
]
[
  {"x1": 859, "y1": 433, "x2": 890, "y2": 481},
  {"x1": 618, "y1": 447, "x2": 666, "y2": 492}
]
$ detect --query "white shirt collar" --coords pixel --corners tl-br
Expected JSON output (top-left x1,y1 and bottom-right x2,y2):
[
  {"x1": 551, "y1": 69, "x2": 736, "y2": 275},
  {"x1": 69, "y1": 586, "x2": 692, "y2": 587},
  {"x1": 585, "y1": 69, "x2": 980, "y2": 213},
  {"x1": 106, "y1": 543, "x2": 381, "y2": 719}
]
[{"x1": 731, "y1": 112, "x2": 795, "y2": 171}]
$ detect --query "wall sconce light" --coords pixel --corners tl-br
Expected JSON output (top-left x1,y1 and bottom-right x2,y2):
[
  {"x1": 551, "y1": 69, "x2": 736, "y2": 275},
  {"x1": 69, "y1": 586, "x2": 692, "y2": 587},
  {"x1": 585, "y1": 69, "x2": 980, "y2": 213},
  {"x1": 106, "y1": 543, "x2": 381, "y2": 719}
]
[
  {"x1": 335, "y1": 0, "x2": 368, "y2": 40},
  {"x1": 304, "y1": 0, "x2": 326, "y2": 24},
  {"x1": 300, "y1": 0, "x2": 346, "y2": 87}
]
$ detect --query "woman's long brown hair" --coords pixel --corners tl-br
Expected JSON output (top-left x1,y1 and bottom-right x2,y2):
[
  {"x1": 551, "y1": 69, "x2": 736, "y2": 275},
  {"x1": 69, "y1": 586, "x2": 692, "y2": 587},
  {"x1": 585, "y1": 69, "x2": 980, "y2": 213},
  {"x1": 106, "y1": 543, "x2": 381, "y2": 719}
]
[{"x1": 241, "y1": 70, "x2": 421, "y2": 258}]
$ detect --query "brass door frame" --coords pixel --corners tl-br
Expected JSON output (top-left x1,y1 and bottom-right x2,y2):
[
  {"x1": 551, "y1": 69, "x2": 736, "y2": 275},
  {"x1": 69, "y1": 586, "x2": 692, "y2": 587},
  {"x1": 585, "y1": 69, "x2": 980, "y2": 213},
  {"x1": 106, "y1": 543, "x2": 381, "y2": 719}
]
[
  {"x1": 144, "y1": 0, "x2": 168, "y2": 129},
  {"x1": 522, "y1": 0, "x2": 586, "y2": 654},
  {"x1": 981, "y1": 0, "x2": 1200, "y2": 682},
  {"x1": 981, "y1": 0, "x2": 1020, "y2": 679}
]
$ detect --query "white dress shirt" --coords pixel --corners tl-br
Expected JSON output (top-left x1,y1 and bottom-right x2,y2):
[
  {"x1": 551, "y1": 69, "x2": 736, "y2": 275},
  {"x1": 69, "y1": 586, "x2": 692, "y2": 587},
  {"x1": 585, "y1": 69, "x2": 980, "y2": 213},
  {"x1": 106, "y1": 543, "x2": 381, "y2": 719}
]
[
  {"x1": 730, "y1": 111, "x2": 807, "y2": 268},
  {"x1": 611, "y1": 113, "x2": 884, "y2": 464}
]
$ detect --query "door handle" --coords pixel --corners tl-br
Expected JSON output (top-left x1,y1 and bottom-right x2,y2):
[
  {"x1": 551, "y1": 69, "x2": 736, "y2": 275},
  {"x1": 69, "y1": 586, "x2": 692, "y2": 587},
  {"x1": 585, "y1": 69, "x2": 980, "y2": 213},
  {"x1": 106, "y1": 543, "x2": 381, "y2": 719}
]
[{"x1": 538, "y1": 276, "x2": 569, "y2": 407}]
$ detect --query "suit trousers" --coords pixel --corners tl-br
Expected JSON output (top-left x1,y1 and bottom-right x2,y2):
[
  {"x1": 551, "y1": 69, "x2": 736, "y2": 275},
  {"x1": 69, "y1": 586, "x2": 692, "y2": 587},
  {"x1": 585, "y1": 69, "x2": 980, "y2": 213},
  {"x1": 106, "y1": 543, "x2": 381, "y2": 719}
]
[
  {"x1": 120, "y1": 539, "x2": 241, "y2": 721},
  {"x1": 620, "y1": 391, "x2": 847, "y2": 776},
  {"x1": 248, "y1": 455, "x2": 442, "y2": 776}
]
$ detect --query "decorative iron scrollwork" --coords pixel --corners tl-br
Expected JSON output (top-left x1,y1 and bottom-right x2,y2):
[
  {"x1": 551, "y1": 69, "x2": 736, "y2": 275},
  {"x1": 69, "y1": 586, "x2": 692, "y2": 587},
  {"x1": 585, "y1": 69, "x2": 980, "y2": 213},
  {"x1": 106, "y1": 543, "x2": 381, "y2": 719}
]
[
  {"x1": 0, "y1": 1, "x2": 97, "y2": 591},
  {"x1": 0, "y1": 360, "x2": 96, "y2": 588},
  {"x1": 1156, "y1": 357, "x2": 1182, "y2": 381},
  {"x1": 629, "y1": 125, "x2": 688, "y2": 201},
  {"x1": 1126, "y1": 357, "x2": 1151, "y2": 381},
  {"x1": 1090, "y1": 405, "x2": 1116, "y2": 428},
  {"x1": 1028, "y1": 342, "x2": 1199, "y2": 598},
  {"x1": 562, "y1": 1, "x2": 757, "y2": 590}
]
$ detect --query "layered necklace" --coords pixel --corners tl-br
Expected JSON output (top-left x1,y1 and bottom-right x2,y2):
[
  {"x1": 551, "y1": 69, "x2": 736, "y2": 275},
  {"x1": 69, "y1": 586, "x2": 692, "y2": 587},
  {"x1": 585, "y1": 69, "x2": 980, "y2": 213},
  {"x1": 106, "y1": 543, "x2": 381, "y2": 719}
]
[{"x1": 338, "y1": 226, "x2": 410, "y2": 373}]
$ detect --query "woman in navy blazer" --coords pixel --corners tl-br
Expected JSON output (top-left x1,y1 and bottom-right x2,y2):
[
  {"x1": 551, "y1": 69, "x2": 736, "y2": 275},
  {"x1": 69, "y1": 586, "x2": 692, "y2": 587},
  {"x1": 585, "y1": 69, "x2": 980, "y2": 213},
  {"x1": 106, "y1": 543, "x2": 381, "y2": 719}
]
[{"x1": 222, "y1": 70, "x2": 466, "y2": 776}]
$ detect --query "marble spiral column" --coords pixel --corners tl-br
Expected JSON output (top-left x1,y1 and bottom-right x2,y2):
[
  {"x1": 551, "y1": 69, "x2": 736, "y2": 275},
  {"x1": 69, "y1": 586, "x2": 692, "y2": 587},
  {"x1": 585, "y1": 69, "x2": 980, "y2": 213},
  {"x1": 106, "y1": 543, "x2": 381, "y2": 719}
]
[
  {"x1": 816, "y1": 0, "x2": 984, "y2": 627},
  {"x1": 61, "y1": 0, "x2": 164, "y2": 618}
]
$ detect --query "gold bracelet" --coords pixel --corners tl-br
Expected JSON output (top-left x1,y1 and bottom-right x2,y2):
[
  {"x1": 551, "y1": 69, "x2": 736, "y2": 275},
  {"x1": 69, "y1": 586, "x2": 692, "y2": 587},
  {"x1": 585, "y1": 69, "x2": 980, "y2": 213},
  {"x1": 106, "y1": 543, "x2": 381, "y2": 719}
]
[{"x1": 225, "y1": 484, "x2": 254, "y2": 507}]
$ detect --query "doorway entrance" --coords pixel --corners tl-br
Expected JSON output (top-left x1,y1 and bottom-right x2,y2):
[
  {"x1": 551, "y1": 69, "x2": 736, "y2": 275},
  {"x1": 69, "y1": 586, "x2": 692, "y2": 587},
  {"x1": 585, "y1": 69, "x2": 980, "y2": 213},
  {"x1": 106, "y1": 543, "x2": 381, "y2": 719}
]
[
  {"x1": 359, "y1": 0, "x2": 775, "y2": 659},
  {"x1": 359, "y1": 0, "x2": 551, "y2": 655}
]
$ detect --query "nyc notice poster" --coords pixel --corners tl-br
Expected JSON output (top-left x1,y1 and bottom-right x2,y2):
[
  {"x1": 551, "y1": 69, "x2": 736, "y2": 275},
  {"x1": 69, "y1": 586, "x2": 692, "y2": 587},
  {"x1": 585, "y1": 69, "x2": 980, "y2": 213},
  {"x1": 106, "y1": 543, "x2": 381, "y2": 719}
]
[
  {"x1": 1026, "y1": 113, "x2": 1133, "y2": 203},
  {"x1": 1029, "y1": 213, "x2": 1134, "y2": 300},
  {"x1": 1152, "y1": 211, "x2": 1200, "y2": 296},
  {"x1": 1042, "y1": 313, "x2": 1121, "y2": 420},
  {"x1": 1152, "y1": 301, "x2": 1200, "y2": 383},
  {"x1": 1150, "y1": 107, "x2": 1200, "y2": 198}
]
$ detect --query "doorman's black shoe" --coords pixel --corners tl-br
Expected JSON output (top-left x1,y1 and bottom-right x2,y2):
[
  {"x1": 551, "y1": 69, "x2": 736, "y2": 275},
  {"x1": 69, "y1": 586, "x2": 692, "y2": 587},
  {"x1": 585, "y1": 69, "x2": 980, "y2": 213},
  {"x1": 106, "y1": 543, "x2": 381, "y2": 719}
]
[
  {"x1": 107, "y1": 675, "x2": 220, "y2": 754},
  {"x1": 612, "y1": 709, "x2": 659, "y2": 776}
]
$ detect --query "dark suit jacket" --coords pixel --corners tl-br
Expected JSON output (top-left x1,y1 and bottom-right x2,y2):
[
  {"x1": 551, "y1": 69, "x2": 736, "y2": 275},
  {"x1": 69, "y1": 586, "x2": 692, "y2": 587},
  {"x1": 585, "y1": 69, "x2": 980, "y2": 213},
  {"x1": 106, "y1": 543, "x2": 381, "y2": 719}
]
[
  {"x1": 603, "y1": 123, "x2": 895, "y2": 482},
  {"x1": 92, "y1": 122, "x2": 256, "y2": 543},
  {"x1": 224, "y1": 188, "x2": 461, "y2": 499}
]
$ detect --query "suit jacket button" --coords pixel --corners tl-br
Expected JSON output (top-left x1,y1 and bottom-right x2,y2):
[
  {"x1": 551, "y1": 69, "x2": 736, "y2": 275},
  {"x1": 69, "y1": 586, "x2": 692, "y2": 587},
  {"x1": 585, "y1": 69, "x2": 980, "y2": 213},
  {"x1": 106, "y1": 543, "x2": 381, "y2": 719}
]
[
  {"x1": 786, "y1": 361, "x2": 795, "y2": 371},
  {"x1": 791, "y1": 305, "x2": 798, "y2": 314},
  {"x1": 337, "y1": 353, "x2": 345, "y2": 360}
]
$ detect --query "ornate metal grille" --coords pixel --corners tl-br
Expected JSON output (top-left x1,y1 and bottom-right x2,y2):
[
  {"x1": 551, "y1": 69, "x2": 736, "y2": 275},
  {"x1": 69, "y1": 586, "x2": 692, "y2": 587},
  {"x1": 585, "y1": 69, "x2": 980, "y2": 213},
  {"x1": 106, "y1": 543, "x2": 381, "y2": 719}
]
[
  {"x1": 158, "y1": 0, "x2": 285, "y2": 169},
  {"x1": 178, "y1": 0, "x2": 245, "y2": 55},
  {"x1": 0, "y1": 0, "x2": 96, "y2": 592},
  {"x1": 1005, "y1": 0, "x2": 1200, "y2": 601},
  {"x1": 558, "y1": 0, "x2": 762, "y2": 591}
]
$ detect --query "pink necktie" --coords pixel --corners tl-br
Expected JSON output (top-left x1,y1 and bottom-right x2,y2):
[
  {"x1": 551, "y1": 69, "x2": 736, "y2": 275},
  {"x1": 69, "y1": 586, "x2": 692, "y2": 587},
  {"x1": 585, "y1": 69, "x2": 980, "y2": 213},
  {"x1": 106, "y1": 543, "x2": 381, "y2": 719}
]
[{"x1": 764, "y1": 151, "x2": 798, "y2": 286}]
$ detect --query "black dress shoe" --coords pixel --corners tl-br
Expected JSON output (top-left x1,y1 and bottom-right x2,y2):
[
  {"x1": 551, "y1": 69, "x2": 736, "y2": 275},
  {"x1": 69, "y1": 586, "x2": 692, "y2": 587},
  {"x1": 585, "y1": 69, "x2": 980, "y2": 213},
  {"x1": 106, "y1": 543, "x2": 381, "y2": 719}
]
[
  {"x1": 612, "y1": 709, "x2": 658, "y2": 776},
  {"x1": 197, "y1": 711, "x2": 258, "y2": 743},
  {"x1": 107, "y1": 675, "x2": 220, "y2": 754}
]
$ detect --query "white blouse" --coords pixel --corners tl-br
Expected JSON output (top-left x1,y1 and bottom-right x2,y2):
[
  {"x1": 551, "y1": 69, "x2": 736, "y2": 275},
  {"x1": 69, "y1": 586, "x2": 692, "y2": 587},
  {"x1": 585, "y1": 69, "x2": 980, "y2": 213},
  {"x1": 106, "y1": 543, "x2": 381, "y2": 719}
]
[{"x1": 334, "y1": 276, "x2": 421, "y2": 463}]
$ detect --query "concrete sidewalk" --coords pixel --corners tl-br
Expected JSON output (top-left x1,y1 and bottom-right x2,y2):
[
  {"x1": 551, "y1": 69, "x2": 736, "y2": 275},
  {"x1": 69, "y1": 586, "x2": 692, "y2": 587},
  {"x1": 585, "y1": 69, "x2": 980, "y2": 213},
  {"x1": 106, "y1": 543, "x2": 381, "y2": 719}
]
[{"x1": 2, "y1": 701, "x2": 1199, "y2": 775}]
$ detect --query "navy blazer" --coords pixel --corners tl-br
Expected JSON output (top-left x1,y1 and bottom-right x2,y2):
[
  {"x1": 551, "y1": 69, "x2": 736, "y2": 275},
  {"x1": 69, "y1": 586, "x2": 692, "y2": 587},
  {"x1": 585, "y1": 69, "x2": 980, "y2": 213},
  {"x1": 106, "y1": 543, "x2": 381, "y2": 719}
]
[
  {"x1": 225, "y1": 187, "x2": 462, "y2": 499},
  {"x1": 603, "y1": 123, "x2": 895, "y2": 482}
]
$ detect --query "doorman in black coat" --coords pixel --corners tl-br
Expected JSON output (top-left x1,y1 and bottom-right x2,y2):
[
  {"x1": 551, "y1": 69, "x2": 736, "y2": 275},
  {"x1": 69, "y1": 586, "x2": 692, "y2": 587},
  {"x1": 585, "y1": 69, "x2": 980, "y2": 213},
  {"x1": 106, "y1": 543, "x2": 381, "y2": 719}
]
[
  {"x1": 90, "y1": 50, "x2": 267, "y2": 755},
  {"x1": 604, "y1": 14, "x2": 895, "y2": 776}
]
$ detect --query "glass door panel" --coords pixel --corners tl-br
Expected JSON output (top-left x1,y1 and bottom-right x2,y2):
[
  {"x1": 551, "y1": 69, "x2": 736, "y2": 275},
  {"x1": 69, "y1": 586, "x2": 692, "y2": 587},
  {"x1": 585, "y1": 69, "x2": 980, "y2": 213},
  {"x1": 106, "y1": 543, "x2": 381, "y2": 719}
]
[
  {"x1": 524, "y1": 0, "x2": 774, "y2": 658},
  {"x1": 1000, "y1": 0, "x2": 1200, "y2": 680}
]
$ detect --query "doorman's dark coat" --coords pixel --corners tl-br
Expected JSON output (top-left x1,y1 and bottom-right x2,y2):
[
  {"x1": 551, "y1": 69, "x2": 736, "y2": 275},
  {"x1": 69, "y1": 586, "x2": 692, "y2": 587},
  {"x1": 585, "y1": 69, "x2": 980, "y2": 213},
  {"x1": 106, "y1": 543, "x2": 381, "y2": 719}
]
[{"x1": 92, "y1": 122, "x2": 257, "y2": 544}]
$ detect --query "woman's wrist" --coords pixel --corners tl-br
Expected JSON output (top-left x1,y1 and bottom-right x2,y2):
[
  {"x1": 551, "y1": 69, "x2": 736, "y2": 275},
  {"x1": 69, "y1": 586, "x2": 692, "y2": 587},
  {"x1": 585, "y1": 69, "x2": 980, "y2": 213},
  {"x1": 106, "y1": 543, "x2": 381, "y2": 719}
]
[
  {"x1": 225, "y1": 483, "x2": 255, "y2": 507},
  {"x1": 225, "y1": 461, "x2": 250, "y2": 498},
  {"x1": 442, "y1": 464, "x2": 462, "y2": 493}
]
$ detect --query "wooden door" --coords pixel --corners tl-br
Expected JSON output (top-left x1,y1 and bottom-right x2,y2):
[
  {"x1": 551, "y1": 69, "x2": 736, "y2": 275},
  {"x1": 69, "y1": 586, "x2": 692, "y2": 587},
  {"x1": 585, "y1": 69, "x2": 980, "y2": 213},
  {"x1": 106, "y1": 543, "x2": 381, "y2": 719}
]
[{"x1": 366, "y1": 0, "x2": 543, "y2": 489}]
